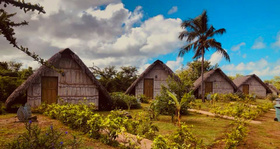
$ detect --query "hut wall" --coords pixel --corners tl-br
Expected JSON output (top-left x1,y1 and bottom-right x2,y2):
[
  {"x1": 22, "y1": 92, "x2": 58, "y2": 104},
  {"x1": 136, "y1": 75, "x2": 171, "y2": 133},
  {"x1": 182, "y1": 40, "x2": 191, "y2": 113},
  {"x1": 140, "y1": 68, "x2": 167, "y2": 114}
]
[
  {"x1": 197, "y1": 72, "x2": 234, "y2": 96},
  {"x1": 238, "y1": 77, "x2": 267, "y2": 98},
  {"x1": 27, "y1": 58, "x2": 99, "y2": 107},
  {"x1": 135, "y1": 64, "x2": 169, "y2": 98}
]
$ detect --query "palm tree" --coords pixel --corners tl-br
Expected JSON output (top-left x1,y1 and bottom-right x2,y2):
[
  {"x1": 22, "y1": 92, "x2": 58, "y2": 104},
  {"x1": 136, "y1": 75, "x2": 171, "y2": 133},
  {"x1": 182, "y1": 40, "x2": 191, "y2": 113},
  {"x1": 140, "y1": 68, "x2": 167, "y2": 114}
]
[{"x1": 178, "y1": 10, "x2": 230, "y2": 102}]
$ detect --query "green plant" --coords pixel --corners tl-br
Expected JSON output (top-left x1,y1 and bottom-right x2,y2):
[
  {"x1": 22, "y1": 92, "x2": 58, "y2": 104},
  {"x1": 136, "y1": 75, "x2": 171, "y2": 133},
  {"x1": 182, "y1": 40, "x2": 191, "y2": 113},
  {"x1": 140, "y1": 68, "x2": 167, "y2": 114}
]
[
  {"x1": 223, "y1": 120, "x2": 247, "y2": 149},
  {"x1": 152, "y1": 135, "x2": 169, "y2": 149},
  {"x1": 167, "y1": 90, "x2": 193, "y2": 127},
  {"x1": 110, "y1": 92, "x2": 141, "y2": 110},
  {"x1": 137, "y1": 94, "x2": 150, "y2": 103},
  {"x1": 7, "y1": 121, "x2": 79, "y2": 149},
  {"x1": 266, "y1": 93, "x2": 278, "y2": 102}
]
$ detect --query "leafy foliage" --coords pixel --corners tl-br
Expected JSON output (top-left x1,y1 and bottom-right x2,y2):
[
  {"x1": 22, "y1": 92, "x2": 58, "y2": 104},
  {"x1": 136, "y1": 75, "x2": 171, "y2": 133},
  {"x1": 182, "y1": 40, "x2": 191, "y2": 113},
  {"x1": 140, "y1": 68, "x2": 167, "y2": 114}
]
[
  {"x1": 110, "y1": 92, "x2": 141, "y2": 110},
  {"x1": 223, "y1": 120, "x2": 247, "y2": 149},
  {"x1": 0, "y1": 62, "x2": 33, "y2": 108},
  {"x1": 177, "y1": 60, "x2": 217, "y2": 83},
  {"x1": 152, "y1": 124, "x2": 204, "y2": 149},
  {"x1": 7, "y1": 121, "x2": 79, "y2": 149},
  {"x1": 90, "y1": 65, "x2": 138, "y2": 92}
]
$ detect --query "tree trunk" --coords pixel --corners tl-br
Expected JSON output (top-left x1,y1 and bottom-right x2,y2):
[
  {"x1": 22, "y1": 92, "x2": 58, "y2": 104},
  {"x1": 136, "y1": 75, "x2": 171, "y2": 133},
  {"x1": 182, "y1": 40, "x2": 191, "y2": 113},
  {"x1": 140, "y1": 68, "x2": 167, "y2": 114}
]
[
  {"x1": 177, "y1": 109, "x2": 181, "y2": 127},
  {"x1": 201, "y1": 49, "x2": 205, "y2": 102}
]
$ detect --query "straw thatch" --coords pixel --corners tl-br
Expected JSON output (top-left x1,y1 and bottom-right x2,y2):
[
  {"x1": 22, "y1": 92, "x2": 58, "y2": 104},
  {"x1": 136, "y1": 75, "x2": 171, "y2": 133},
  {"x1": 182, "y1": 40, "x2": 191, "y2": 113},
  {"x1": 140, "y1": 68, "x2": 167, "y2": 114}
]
[
  {"x1": 5, "y1": 48, "x2": 111, "y2": 109},
  {"x1": 266, "y1": 83, "x2": 280, "y2": 95},
  {"x1": 233, "y1": 74, "x2": 272, "y2": 94},
  {"x1": 193, "y1": 68, "x2": 238, "y2": 91},
  {"x1": 125, "y1": 60, "x2": 179, "y2": 94}
]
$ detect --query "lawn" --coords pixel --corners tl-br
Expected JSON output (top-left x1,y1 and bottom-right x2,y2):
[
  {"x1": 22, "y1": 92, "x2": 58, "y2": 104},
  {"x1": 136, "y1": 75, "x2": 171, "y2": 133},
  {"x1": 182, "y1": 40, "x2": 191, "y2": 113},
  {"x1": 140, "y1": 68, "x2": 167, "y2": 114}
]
[
  {"x1": 154, "y1": 112, "x2": 232, "y2": 147},
  {"x1": 238, "y1": 110, "x2": 280, "y2": 149},
  {"x1": 0, "y1": 113, "x2": 115, "y2": 149}
]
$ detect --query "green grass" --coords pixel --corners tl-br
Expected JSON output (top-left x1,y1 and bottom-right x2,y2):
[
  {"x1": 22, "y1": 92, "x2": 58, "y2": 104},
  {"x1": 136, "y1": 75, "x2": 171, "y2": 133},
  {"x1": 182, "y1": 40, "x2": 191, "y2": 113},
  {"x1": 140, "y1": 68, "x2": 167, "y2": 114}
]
[
  {"x1": 154, "y1": 112, "x2": 232, "y2": 146},
  {"x1": 238, "y1": 110, "x2": 280, "y2": 149}
]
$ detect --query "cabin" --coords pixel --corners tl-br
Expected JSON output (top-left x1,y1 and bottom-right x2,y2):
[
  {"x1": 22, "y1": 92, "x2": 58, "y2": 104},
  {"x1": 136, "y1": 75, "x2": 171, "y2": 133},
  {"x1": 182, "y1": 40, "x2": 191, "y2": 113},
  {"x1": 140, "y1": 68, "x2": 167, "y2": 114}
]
[
  {"x1": 193, "y1": 68, "x2": 238, "y2": 98},
  {"x1": 5, "y1": 48, "x2": 111, "y2": 110},
  {"x1": 266, "y1": 83, "x2": 280, "y2": 96},
  {"x1": 233, "y1": 74, "x2": 272, "y2": 98},
  {"x1": 125, "y1": 60, "x2": 178, "y2": 99}
]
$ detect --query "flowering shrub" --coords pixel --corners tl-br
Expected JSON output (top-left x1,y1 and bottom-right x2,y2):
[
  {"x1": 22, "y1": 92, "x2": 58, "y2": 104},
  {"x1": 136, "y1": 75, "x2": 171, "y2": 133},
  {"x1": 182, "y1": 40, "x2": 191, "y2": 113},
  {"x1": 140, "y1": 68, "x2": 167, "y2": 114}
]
[{"x1": 7, "y1": 121, "x2": 79, "y2": 149}]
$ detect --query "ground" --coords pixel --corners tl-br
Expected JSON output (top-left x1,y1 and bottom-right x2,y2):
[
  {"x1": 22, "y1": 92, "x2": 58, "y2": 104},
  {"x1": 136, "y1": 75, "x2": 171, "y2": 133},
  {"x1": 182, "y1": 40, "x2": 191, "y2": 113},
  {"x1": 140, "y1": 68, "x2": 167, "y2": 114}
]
[
  {"x1": 0, "y1": 114, "x2": 115, "y2": 149},
  {"x1": 1, "y1": 101, "x2": 279, "y2": 149}
]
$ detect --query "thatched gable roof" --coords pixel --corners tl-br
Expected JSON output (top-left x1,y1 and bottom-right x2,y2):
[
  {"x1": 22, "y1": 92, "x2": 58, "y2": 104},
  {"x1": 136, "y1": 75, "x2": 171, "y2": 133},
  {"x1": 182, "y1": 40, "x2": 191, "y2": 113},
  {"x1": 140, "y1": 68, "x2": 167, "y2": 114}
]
[
  {"x1": 193, "y1": 68, "x2": 238, "y2": 91},
  {"x1": 266, "y1": 83, "x2": 280, "y2": 94},
  {"x1": 125, "y1": 60, "x2": 179, "y2": 94},
  {"x1": 233, "y1": 74, "x2": 272, "y2": 93},
  {"x1": 5, "y1": 48, "x2": 111, "y2": 108}
]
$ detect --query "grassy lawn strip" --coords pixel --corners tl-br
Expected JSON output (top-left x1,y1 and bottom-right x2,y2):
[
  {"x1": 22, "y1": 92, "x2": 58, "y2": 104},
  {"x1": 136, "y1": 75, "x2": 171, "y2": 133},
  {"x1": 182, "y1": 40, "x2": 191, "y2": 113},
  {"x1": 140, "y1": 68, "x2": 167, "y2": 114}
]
[
  {"x1": 238, "y1": 110, "x2": 280, "y2": 149},
  {"x1": 0, "y1": 114, "x2": 115, "y2": 149},
  {"x1": 154, "y1": 112, "x2": 232, "y2": 147}
]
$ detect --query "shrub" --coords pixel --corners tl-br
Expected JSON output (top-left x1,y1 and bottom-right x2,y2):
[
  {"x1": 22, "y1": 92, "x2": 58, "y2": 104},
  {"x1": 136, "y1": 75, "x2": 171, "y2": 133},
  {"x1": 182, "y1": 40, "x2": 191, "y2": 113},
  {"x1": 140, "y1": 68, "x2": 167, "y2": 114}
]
[
  {"x1": 223, "y1": 120, "x2": 247, "y2": 149},
  {"x1": 266, "y1": 93, "x2": 278, "y2": 102},
  {"x1": 110, "y1": 92, "x2": 141, "y2": 110},
  {"x1": 7, "y1": 121, "x2": 79, "y2": 149},
  {"x1": 137, "y1": 94, "x2": 150, "y2": 103},
  {"x1": 152, "y1": 124, "x2": 204, "y2": 149}
]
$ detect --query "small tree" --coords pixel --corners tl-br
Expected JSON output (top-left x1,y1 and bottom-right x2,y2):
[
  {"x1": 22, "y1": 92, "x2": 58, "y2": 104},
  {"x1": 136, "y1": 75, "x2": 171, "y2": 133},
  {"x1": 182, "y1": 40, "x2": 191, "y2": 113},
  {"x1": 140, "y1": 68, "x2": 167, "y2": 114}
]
[{"x1": 167, "y1": 90, "x2": 193, "y2": 127}]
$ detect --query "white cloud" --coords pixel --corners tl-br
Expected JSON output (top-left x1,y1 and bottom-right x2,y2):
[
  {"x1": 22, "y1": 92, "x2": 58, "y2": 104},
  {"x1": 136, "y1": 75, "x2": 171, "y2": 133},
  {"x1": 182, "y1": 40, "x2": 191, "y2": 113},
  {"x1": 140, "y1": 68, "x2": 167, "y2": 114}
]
[
  {"x1": 231, "y1": 42, "x2": 246, "y2": 51},
  {"x1": 167, "y1": 6, "x2": 178, "y2": 14},
  {"x1": 251, "y1": 37, "x2": 266, "y2": 49},
  {"x1": 166, "y1": 57, "x2": 184, "y2": 71},
  {"x1": 242, "y1": 54, "x2": 247, "y2": 58},
  {"x1": 209, "y1": 51, "x2": 223, "y2": 66},
  {"x1": 221, "y1": 58, "x2": 280, "y2": 78},
  {"x1": 0, "y1": 1, "x2": 184, "y2": 71},
  {"x1": 272, "y1": 32, "x2": 280, "y2": 48}
]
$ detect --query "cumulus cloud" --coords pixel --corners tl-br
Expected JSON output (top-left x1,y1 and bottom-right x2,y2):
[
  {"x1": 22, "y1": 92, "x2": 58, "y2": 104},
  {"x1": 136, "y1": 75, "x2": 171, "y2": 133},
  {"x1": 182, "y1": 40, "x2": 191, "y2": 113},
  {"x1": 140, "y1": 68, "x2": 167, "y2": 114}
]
[
  {"x1": 168, "y1": 6, "x2": 178, "y2": 14},
  {"x1": 221, "y1": 58, "x2": 280, "y2": 78},
  {"x1": 0, "y1": 1, "x2": 184, "y2": 70},
  {"x1": 251, "y1": 37, "x2": 266, "y2": 49},
  {"x1": 166, "y1": 57, "x2": 184, "y2": 71},
  {"x1": 209, "y1": 51, "x2": 223, "y2": 66},
  {"x1": 231, "y1": 42, "x2": 246, "y2": 51}
]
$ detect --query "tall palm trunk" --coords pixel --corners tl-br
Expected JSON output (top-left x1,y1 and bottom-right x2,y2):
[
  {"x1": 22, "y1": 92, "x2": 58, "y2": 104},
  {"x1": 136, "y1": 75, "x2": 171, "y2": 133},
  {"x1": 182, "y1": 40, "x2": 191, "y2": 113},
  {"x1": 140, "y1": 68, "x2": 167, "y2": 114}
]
[{"x1": 201, "y1": 49, "x2": 205, "y2": 102}]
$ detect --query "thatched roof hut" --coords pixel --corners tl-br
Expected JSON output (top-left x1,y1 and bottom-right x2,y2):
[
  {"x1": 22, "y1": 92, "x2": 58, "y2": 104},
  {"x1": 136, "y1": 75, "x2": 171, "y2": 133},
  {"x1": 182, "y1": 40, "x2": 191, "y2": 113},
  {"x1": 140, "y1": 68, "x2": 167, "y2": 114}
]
[
  {"x1": 193, "y1": 68, "x2": 238, "y2": 98},
  {"x1": 266, "y1": 83, "x2": 280, "y2": 96},
  {"x1": 5, "y1": 48, "x2": 111, "y2": 110},
  {"x1": 233, "y1": 74, "x2": 272, "y2": 98},
  {"x1": 125, "y1": 60, "x2": 178, "y2": 99}
]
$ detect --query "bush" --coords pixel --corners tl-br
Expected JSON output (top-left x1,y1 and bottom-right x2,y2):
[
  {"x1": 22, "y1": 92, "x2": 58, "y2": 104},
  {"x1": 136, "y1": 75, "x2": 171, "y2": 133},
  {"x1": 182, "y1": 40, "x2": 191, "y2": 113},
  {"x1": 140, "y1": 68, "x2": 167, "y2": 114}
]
[
  {"x1": 7, "y1": 121, "x2": 79, "y2": 149},
  {"x1": 223, "y1": 120, "x2": 247, "y2": 149},
  {"x1": 137, "y1": 94, "x2": 150, "y2": 103},
  {"x1": 111, "y1": 92, "x2": 141, "y2": 110},
  {"x1": 266, "y1": 93, "x2": 278, "y2": 102},
  {"x1": 152, "y1": 124, "x2": 204, "y2": 149}
]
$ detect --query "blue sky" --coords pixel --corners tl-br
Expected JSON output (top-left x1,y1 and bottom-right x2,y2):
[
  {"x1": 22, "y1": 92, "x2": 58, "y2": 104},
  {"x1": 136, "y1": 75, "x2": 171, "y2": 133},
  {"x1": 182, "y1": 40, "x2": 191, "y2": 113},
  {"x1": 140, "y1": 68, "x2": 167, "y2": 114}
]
[
  {"x1": 0, "y1": 0, "x2": 279, "y2": 80},
  {"x1": 122, "y1": 0, "x2": 280, "y2": 80}
]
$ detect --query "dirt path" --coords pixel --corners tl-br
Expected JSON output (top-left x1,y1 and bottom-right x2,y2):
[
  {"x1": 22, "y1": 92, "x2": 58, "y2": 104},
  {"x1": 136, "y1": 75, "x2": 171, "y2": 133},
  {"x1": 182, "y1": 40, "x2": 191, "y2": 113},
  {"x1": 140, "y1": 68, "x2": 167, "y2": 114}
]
[{"x1": 188, "y1": 109, "x2": 262, "y2": 124}]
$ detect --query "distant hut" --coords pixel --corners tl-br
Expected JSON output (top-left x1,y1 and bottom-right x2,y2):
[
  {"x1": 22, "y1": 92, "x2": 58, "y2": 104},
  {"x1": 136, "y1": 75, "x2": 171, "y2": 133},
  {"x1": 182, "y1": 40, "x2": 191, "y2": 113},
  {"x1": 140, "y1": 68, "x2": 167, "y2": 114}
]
[
  {"x1": 5, "y1": 48, "x2": 111, "y2": 110},
  {"x1": 125, "y1": 60, "x2": 178, "y2": 99},
  {"x1": 193, "y1": 68, "x2": 238, "y2": 98},
  {"x1": 266, "y1": 83, "x2": 280, "y2": 96},
  {"x1": 233, "y1": 74, "x2": 272, "y2": 98}
]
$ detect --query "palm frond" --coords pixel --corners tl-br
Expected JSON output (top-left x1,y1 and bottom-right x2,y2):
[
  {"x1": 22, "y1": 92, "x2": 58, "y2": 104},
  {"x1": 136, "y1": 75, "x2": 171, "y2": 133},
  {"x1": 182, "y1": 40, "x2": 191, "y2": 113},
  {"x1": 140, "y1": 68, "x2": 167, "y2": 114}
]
[
  {"x1": 207, "y1": 39, "x2": 230, "y2": 62},
  {"x1": 178, "y1": 43, "x2": 193, "y2": 57},
  {"x1": 209, "y1": 28, "x2": 226, "y2": 37}
]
